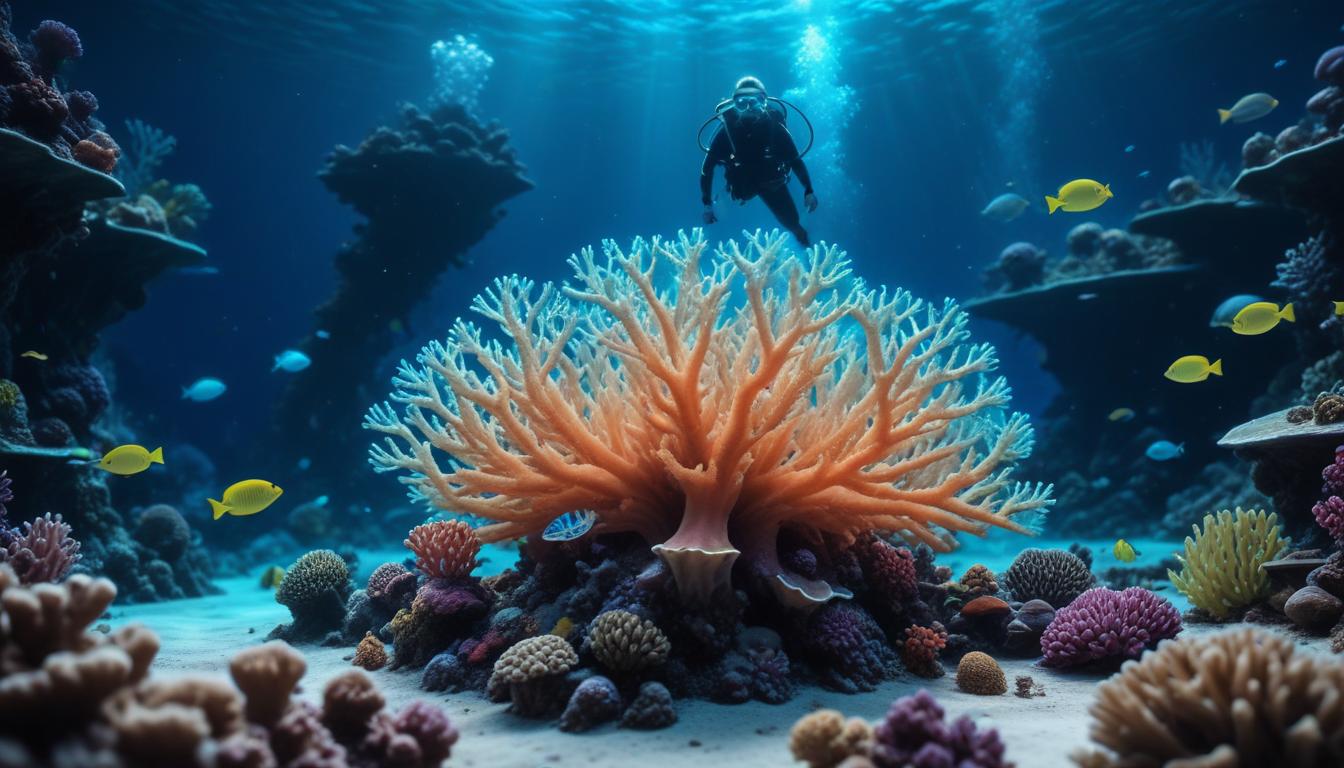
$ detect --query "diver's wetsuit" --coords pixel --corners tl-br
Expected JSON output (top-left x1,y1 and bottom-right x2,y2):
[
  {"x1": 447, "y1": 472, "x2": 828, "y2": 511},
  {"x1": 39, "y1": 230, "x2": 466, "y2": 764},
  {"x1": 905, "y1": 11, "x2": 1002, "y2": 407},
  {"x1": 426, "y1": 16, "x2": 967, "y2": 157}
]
[{"x1": 700, "y1": 109, "x2": 814, "y2": 246}]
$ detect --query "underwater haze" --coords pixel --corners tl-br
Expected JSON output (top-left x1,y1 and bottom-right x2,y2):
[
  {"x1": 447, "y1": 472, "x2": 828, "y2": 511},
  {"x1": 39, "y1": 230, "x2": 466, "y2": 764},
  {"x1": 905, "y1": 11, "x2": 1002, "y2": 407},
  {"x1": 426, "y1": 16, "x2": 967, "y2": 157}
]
[{"x1": 3, "y1": 0, "x2": 1344, "y2": 766}]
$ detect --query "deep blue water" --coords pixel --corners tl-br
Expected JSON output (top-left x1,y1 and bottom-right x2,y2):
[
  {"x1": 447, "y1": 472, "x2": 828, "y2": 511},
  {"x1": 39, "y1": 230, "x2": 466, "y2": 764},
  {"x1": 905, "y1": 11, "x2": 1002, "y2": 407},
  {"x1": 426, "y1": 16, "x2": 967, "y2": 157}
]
[{"x1": 12, "y1": 0, "x2": 1341, "y2": 505}]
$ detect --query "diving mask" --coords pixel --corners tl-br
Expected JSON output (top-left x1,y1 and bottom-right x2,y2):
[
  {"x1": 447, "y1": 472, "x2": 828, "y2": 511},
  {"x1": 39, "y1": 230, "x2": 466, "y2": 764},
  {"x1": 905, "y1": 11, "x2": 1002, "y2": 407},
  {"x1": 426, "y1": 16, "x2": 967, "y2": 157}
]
[{"x1": 733, "y1": 92, "x2": 766, "y2": 112}]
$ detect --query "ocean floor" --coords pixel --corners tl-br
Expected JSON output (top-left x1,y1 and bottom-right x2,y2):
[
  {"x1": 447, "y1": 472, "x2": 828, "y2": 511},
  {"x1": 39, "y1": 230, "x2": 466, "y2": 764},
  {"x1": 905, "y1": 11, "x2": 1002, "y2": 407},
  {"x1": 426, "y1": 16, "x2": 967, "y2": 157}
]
[{"x1": 110, "y1": 536, "x2": 1320, "y2": 768}]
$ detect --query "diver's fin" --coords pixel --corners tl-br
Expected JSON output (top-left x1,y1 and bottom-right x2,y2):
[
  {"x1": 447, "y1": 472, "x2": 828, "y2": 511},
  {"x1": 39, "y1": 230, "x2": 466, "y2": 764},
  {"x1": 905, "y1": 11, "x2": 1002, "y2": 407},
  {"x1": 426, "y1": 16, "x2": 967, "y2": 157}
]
[
  {"x1": 1209, "y1": 359, "x2": 1224, "y2": 376},
  {"x1": 148, "y1": 446, "x2": 164, "y2": 465},
  {"x1": 1218, "y1": 108, "x2": 1232, "y2": 124},
  {"x1": 1045, "y1": 195, "x2": 1064, "y2": 214},
  {"x1": 209, "y1": 498, "x2": 230, "y2": 521},
  {"x1": 1280, "y1": 303, "x2": 1295, "y2": 322}
]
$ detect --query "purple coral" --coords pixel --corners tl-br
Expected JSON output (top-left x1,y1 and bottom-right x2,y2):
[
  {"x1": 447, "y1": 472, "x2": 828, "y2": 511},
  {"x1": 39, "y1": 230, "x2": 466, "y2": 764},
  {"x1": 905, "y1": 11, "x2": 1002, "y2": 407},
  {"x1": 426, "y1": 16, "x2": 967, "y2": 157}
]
[
  {"x1": 1273, "y1": 234, "x2": 1339, "y2": 328},
  {"x1": 366, "y1": 561, "x2": 416, "y2": 609},
  {"x1": 802, "y1": 602, "x2": 899, "y2": 693},
  {"x1": 1312, "y1": 446, "x2": 1344, "y2": 543},
  {"x1": 871, "y1": 689, "x2": 1011, "y2": 768},
  {"x1": 3, "y1": 512, "x2": 81, "y2": 584},
  {"x1": 1040, "y1": 587, "x2": 1181, "y2": 668},
  {"x1": 359, "y1": 700, "x2": 458, "y2": 767},
  {"x1": 27, "y1": 20, "x2": 82, "y2": 78},
  {"x1": 560, "y1": 675, "x2": 622, "y2": 732}
]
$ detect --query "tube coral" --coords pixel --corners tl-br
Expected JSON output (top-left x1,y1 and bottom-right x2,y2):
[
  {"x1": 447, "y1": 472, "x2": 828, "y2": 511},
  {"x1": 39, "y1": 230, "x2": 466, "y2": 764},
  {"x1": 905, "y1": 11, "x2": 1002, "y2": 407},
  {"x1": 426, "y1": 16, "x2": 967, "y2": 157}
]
[
  {"x1": 1168, "y1": 507, "x2": 1288, "y2": 618},
  {"x1": 367, "y1": 229, "x2": 1050, "y2": 605}
]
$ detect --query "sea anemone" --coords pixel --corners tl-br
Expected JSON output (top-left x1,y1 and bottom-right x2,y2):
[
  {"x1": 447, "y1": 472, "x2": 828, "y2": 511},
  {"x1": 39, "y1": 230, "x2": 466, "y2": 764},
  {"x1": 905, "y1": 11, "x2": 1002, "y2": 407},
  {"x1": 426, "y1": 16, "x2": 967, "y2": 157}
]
[
  {"x1": 367, "y1": 230, "x2": 1050, "y2": 606},
  {"x1": 404, "y1": 519, "x2": 480, "y2": 580}
]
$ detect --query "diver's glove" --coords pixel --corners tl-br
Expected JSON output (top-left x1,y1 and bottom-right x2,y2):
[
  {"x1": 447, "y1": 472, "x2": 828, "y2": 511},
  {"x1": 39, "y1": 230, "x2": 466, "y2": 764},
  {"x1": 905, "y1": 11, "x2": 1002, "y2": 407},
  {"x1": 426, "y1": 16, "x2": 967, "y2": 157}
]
[
  {"x1": 804, "y1": 192, "x2": 818, "y2": 213},
  {"x1": 702, "y1": 204, "x2": 718, "y2": 225}
]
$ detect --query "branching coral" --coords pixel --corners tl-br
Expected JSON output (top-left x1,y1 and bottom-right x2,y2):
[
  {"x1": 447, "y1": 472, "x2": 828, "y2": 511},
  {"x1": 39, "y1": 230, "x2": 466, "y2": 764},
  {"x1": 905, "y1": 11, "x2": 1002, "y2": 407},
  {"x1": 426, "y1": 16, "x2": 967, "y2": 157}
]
[
  {"x1": 2, "y1": 511, "x2": 80, "y2": 583},
  {"x1": 367, "y1": 229, "x2": 1050, "y2": 605},
  {"x1": 1075, "y1": 629, "x2": 1344, "y2": 767},
  {"x1": 1168, "y1": 507, "x2": 1288, "y2": 619}
]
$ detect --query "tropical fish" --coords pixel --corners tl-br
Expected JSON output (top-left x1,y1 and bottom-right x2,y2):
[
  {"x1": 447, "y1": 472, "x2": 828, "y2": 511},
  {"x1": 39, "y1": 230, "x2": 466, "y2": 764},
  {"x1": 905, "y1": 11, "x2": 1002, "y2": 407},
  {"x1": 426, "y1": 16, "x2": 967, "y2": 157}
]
[
  {"x1": 1164, "y1": 355, "x2": 1222, "y2": 383},
  {"x1": 1231, "y1": 301, "x2": 1294, "y2": 335},
  {"x1": 209, "y1": 479, "x2": 283, "y2": 521},
  {"x1": 315, "y1": 330, "x2": 331, "y2": 340},
  {"x1": 1107, "y1": 408, "x2": 1135, "y2": 422},
  {"x1": 980, "y1": 193, "x2": 1030, "y2": 222},
  {"x1": 1145, "y1": 440, "x2": 1184, "y2": 461},
  {"x1": 542, "y1": 510, "x2": 598, "y2": 542},
  {"x1": 1274, "y1": 59, "x2": 1287, "y2": 69},
  {"x1": 1124, "y1": 144, "x2": 1135, "y2": 153},
  {"x1": 1077, "y1": 292, "x2": 1099, "y2": 301},
  {"x1": 1113, "y1": 539, "x2": 1139, "y2": 563},
  {"x1": 1138, "y1": 170, "x2": 1151, "y2": 178},
  {"x1": 1210, "y1": 294, "x2": 1265, "y2": 328},
  {"x1": 182, "y1": 377, "x2": 227, "y2": 401},
  {"x1": 273, "y1": 350, "x2": 311, "y2": 372},
  {"x1": 19, "y1": 350, "x2": 47, "y2": 361},
  {"x1": 549, "y1": 616, "x2": 574, "y2": 638},
  {"x1": 260, "y1": 565, "x2": 285, "y2": 589},
  {"x1": 1334, "y1": 301, "x2": 1344, "y2": 316},
  {"x1": 95, "y1": 444, "x2": 164, "y2": 476},
  {"x1": 312, "y1": 495, "x2": 329, "y2": 507},
  {"x1": 1045, "y1": 179, "x2": 1112, "y2": 214},
  {"x1": 1218, "y1": 92, "x2": 1279, "y2": 124}
]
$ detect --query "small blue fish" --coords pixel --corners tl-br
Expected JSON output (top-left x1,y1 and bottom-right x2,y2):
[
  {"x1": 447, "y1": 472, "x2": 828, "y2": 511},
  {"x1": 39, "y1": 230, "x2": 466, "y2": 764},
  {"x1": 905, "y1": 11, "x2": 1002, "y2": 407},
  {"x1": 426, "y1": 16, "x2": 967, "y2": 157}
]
[
  {"x1": 1274, "y1": 59, "x2": 1287, "y2": 69},
  {"x1": 542, "y1": 510, "x2": 598, "y2": 542},
  {"x1": 297, "y1": 457, "x2": 312, "y2": 471},
  {"x1": 315, "y1": 330, "x2": 331, "y2": 340},
  {"x1": 182, "y1": 377, "x2": 227, "y2": 402},
  {"x1": 1138, "y1": 170, "x2": 1151, "y2": 178},
  {"x1": 273, "y1": 350, "x2": 311, "y2": 372},
  {"x1": 1077, "y1": 292, "x2": 1099, "y2": 301},
  {"x1": 1124, "y1": 144, "x2": 1135, "y2": 153},
  {"x1": 1145, "y1": 440, "x2": 1184, "y2": 461},
  {"x1": 312, "y1": 495, "x2": 329, "y2": 507}
]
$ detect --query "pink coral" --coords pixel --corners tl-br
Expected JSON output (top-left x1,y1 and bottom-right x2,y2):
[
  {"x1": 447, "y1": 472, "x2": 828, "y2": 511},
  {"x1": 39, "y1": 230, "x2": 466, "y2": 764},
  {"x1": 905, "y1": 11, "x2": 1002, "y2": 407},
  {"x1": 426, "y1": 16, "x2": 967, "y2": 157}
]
[
  {"x1": 366, "y1": 561, "x2": 416, "y2": 606},
  {"x1": 3, "y1": 512, "x2": 80, "y2": 583},
  {"x1": 855, "y1": 536, "x2": 917, "y2": 602},
  {"x1": 901, "y1": 624, "x2": 947, "y2": 678},
  {"x1": 404, "y1": 520, "x2": 480, "y2": 579},
  {"x1": 1313, "y1": 496, "x2": 1344, "y2": 543},
  {"x1": 367, "y1": 231, "x2": 1050, "y2": 605},
  {"x1": 1040, "y1": 587, "x2": 1181, "y2": 668}
]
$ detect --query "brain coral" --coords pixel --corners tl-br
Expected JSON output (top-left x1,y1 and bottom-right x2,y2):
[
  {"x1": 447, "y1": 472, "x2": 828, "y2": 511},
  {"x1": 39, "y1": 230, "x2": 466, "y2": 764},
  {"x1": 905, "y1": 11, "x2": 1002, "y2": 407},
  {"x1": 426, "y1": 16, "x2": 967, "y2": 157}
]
[
  {"x1": 586, "y1": 609, "x2": 671, "y2": 673},
  {"x1": 367, "y1": 229, "x2": 1051, "y2": 605},
  {"x1": 1040, "y1": 587, "x2": 1181, "y2": 668},
  {"x1": 1003, "y1": 548, "x2": 1094, "y2": 608},
  {"x1": 1168, "y1": 507, "x2": 1288, "y2": 618},
  {"x1": 1076, "y1": 629, "x2": 1344, "y2": 768},
  {"x1": 955, "y1": 651, "x2": 1007, "y2": 695},
  {"x1": 276, "y1": 549, "x2": 349, "y2": 614}
]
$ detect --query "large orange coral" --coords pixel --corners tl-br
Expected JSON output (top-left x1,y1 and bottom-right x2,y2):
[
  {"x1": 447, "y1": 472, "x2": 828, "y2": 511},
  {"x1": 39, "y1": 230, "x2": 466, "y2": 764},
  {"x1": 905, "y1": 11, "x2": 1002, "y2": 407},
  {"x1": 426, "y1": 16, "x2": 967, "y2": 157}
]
[{"x1": 366, "y1": 230, "x2": 1050, "y2": 604}]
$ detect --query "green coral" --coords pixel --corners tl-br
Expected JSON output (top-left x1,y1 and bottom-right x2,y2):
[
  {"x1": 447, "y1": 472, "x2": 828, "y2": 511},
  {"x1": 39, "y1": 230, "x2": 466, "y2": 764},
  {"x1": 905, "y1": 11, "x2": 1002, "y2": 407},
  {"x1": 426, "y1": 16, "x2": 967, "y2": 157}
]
[
  {"x1": 0, "y1": 380, "x2": 20, "y2": 412},
  {"x1": 1168, "y1": 507, "x2": 1288, "y2": 619}
]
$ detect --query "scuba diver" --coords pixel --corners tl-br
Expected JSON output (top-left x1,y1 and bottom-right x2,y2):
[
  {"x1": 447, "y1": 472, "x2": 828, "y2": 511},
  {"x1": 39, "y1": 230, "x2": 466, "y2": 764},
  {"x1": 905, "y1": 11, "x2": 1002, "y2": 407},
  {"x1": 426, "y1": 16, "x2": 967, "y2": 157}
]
[{"x1": 699, "y1": 76, "x2": 818, "y2": 246}]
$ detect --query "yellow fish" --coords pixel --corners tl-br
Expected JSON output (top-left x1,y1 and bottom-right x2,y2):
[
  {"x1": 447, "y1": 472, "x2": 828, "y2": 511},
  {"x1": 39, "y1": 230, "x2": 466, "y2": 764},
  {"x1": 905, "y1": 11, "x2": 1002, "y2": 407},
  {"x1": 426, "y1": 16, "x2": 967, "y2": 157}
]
[
  {"x1": 1045, "y1": 179, "x2": 1112, "y2": 214},
  {"x1": 1230, "y1": 301, "x2": 1293, "y2": 335},
  {"x1": 95, "y1": 444, "x2": 164, "y2": 476},
  {"x1": 1107, "y1": 408, "x2": 1135, "y2": 423},
  {"x1": 1218, "y1": 92, "x2": 1278, "y2": 124},
  {"x1": 260, "y1": 565, "x2": 285, "y2": 589},
  {"x1": 1334, "y1": 301, "x2": 1344, "y2": 316},
  {"x1": 1164, "y1": 355, "x2": 1222, "y2": 383},
  {"x1": 549, "y1": 616, "x2": 574, "y2": 638},
  {"x1": 209, "y1": 479, "x2": 283, "y2": 521},
  {"x1": 1113, "y1": 539, "x2": 1139, "y2": 563},
  {"x1": 20, "y1": 350, "x2": 47, "y2": 361}
]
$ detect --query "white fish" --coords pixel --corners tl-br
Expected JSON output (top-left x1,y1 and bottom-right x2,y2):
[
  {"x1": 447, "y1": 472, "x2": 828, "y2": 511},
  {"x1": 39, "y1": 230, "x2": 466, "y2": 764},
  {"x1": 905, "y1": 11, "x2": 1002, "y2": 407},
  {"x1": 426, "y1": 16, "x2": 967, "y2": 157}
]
[
  {"x1": 980, "y1": 193, "x2": 1031, "y2": 222},
  {"x1": 1145, "y1": 440, "x2": 1184, "y2": 461},
  {"x1": 1218, "y1": 92, "x2": 1278, "y2": 124},
  {"x1": 542, "y1": 510, "x2": 598, "y2": 542},
  {"x1": 1124, "y1": 144, "x2": 1135, "y2": 153},
  {"x1": 1210, "y1": 294, "x2": 1265, "y2": 328},
  {"x1": 315, "y1": 330, "x2": 331, "y2": 340},
  {"x1": 182, "y1": 377, "x2": 227, "y2": 402},
  {"x1": 273, "y1": 350, "x2": 311, "y2": 372}
]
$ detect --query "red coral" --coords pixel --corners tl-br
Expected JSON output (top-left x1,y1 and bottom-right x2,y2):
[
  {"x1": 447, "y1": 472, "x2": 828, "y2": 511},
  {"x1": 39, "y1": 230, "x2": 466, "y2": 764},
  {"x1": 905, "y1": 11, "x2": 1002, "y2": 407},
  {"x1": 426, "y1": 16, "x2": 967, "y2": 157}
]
[
  {"x1": 3, "y1": 512, "x2": 80, "y2": 583},
  {"x1": 404, "y1": 520, "x2": 480, "y2": 580},
  {"x1": 901, "y1": 624, "x2": 947, "y2": 678},
  {"x1": 855, "y1": 535, "x2": 917, "y2": 602}
]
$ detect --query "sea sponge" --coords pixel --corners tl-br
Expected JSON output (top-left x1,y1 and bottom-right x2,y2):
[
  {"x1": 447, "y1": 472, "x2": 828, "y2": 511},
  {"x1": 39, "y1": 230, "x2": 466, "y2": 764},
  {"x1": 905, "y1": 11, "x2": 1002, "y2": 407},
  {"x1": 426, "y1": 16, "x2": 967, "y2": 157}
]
[
  {"x1": 2, "y1": 512, "x2": 80, "y2": 584},
  {"x1": 958, "y1": 564, "x2": 998, "y2": 597},
  {"x1": 586, "y1": 609, "x2": 671, "y2": 673},
  {"x1": 955, "y1": 651, "x2": 1006, "y2": 695},
  {"x1": 1040, "y1": 587, "x2": 1182, "y2": 668},
  {"x1": 134, "y1": 504, "x2": 191, "y2": 561},
  {"x1": 1076, "y1": 629, "x2": 1344, "y2": 767},
  {"x1": 1003, "y1": 548, "x2": 1094, "y2": 608},
  {"x1": 1168, "y1": 507, "x2": 1288, "y2": 618},
  {"x1": 871, "y1": 689, "x2": 1010, "y2": 768},
  {"x1": 353, "y1": 632, "x2": 387, "y2": 671},
  {"x1": 488, "y1": 635, "x2": 578, "y2": 717},
  {"x1": 559, "y1": 675, "x2": 622, "y2": 733},
  {"x1": 228, "y1": 640, "x2": 307, "y2": 727},
  {"x1": 404, "y1": 520, "x2": 480, "y2": 580},
  {"x1": 620, "y1": 681, "x2": 677, "y2": 730},
  {"x1": 789, "y1": 709, "x2": 874, "y2": 768},
  {"x1": 367, "y1": 230, "x2": 1051, "y2": 606},
  {"x1": 900, "y1": 624, "x2": 947, "y2": 679}
]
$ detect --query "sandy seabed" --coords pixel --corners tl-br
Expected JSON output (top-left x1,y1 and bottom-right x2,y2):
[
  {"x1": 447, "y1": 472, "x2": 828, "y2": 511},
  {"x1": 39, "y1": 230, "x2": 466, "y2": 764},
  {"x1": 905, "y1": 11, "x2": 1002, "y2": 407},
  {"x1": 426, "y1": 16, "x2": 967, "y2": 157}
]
[{"x1": 111, "y1": 536, "x2": 1323, "y2": 768}]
